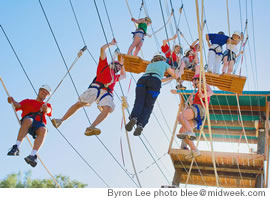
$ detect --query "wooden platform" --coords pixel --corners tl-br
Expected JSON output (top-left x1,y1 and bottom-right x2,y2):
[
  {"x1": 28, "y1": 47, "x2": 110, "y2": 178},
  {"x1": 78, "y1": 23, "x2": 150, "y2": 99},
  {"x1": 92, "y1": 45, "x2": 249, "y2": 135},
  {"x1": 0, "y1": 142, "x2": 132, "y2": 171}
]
[
  {"x1": 119, "y1": 54, "x2": 246, "y2": 94},
  {"x1": 170, "y1": 149, "x2": 264, "y2": 188}
]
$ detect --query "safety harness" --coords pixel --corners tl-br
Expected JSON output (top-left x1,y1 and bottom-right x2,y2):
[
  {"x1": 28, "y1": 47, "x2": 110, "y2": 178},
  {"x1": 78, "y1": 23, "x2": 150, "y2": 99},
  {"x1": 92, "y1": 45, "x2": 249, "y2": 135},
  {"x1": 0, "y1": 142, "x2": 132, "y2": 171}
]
[
  {"x1": 137, "y1": 73, "x2": 160, "y2": 98},
  {"x1": 88, "y1": 64, "x2": 113, "y2": 101},
  {"x1": 132, "y1": 29, "x2": 145, "y2": 41},
  {"x1": 209, "y1": 44, "x2": 223, "y2": 56},
  {"x1": 192, "y1": 104, "x2": 204, "y2": 130},
  {"x1": 21, "y1": 112, "x2": 44, "y2": 139}
]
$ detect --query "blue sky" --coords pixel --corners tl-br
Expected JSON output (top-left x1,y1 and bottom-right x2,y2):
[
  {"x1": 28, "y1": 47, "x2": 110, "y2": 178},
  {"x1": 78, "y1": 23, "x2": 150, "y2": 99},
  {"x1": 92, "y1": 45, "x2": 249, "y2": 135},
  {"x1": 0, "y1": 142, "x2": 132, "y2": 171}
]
[{"x1": 0, "y1": 0, "x2": 269, "y2": 188}]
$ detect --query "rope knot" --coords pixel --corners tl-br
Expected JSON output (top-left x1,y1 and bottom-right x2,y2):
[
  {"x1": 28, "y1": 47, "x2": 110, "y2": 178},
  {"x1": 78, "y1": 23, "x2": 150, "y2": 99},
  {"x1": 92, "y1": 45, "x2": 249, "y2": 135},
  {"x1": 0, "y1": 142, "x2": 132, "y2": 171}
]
[{"x1": 121, "y1": 96, "x2": 129, "y2": 109}]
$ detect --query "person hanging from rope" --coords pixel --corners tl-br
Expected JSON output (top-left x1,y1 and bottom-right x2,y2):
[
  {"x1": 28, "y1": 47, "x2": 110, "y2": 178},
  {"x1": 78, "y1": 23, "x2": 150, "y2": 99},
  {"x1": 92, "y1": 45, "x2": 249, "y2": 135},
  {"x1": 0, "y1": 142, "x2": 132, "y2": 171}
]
[
  {"x1": 127, "y1": 17, "x2": 152, "y2": 56},
  {"x1": 206, "y1": 31, "x2": 229, "y2": 74},
  {"x1": 179, "y1": 39, "x2": 200, "y2": 77},
  {"x1": 176, "y1": 74, "x2": 213, "y2": 159},
  {"x1": 7, "y1": 85, "x2": 52, "y2": 167},
  {"x1": 51, "y1": 39, "x2": 126, "y2": 136},
  {"x1": 125, "y1": 53, "x2": 180, "y2": 136},
  {"x1": 161, "y1": 34, "x2": 186, "y2": 89},
  {"x1": 221, "y1": 31, "x2": 244, "y2": 74}
]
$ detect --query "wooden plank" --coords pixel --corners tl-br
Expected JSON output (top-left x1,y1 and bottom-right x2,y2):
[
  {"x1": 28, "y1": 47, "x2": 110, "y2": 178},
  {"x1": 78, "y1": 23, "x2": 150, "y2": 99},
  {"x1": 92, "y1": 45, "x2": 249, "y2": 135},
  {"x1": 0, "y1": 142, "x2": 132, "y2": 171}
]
[
  {"x1": 205, "y1": 120, "x2": 262, "y2": 128},
  {"x1": 174, "y1": 162, "x2": 263, "y2": 174},
  {"x1": 209, "y1": 105, "x2": 266, "y2": 112},
  {"x1": 195, "y1": 128, "x2": 256, "y2": 136},
  {"x1": 195, "y1": 136, "x2": 257, "y2": 144}
]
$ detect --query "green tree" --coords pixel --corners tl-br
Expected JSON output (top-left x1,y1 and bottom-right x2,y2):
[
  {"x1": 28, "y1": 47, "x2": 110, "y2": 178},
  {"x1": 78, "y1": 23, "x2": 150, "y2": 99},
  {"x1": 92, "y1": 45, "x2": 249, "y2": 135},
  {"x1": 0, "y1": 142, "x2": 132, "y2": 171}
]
[{"x1": 0, "y1": 171, "x2": 87, "y2": 188}]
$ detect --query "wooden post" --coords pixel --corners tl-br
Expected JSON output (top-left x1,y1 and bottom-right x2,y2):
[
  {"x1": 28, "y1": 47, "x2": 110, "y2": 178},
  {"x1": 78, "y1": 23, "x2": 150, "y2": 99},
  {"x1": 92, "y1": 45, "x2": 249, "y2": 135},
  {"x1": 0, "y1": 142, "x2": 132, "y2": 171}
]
[
  {"x1": 265, "y1": 101, "x2": 269, "y2": 187},
  {"x1": 172, "y1": 168, "x2": 182, "y2": 187},
  {"x1": 256, "y1": 128, "x2": 265, "y2": 188}
]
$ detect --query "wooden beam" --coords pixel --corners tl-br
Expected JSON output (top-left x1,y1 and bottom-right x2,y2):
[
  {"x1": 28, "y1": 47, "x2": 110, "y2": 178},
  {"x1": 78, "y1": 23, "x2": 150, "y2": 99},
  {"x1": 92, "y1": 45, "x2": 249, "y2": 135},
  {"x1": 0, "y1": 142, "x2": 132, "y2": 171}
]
[
  {"x1": 195, "y1": 128, "x2": 256, "y2": 136},
  {"x1": 209, "y1": 105, "x2": 266, "y2": 112},
  {"x1": 209, "y1": 109, "x2": 262, "y2": 116},
  {"x1": 205, "y1": 120, "x2": 261, "y2": 128},
  {"x1": 265, "y1": 101, "x2": 270, "y2": 188},
  {"x1": 195, "y1": 136, "x2": 257, "y2": 144},
  {"x1": 174, "y1": 162, "x2": 263, "y2": 174}
]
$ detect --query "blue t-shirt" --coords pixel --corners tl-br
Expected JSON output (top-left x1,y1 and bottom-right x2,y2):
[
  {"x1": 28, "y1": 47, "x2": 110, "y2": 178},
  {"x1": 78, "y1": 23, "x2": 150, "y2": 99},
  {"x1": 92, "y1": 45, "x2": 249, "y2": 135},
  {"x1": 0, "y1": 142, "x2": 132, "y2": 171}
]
[
  {"x1": 144, "y1": 61, "x2": 170, "y2": 80},
  {"x1": 208, "y1": 34, "x2": 229, "y2": 46}
]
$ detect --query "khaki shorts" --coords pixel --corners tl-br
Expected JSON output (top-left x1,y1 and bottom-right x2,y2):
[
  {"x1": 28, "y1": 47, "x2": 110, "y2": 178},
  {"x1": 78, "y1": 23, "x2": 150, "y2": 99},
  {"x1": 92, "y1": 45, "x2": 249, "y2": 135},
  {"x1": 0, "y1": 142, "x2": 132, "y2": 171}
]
[
  {"x1": 188, "y1": 104, "x2": 205, "y2": 128},
  {"x1": 79, "y1": 84, "x2": 115, "y2": 112}
]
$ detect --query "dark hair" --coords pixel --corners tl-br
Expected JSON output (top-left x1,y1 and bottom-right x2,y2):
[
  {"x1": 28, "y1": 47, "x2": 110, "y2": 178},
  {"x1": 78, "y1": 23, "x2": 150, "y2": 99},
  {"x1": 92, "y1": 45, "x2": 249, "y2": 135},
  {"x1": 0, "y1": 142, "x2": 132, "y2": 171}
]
[{"x1": 218, "y1": 31, "x2": 225, "y2": 35}]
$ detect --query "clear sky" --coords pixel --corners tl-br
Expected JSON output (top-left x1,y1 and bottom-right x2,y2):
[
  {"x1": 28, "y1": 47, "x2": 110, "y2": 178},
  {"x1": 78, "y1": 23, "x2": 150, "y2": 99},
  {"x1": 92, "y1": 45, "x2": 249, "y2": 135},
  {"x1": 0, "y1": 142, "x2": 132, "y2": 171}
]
[{"x1": 0, "y1": 0, "x2": 269, "y2": 188}]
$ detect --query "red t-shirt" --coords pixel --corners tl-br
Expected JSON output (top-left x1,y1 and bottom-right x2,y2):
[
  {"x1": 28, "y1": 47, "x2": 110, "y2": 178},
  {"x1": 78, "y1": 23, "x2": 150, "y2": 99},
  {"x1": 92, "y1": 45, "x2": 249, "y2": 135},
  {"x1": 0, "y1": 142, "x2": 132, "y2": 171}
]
[
  {"x1": 193, "y1": 91, "x2": 210, "y2": 106},
  {"x1": 16, "y1": 99, "x2": 52, "y2": 124},
  {"x1": 95, "y1": 57, "x2": 120, "y2": 93},
  {"x1": 161, "y1": 44, "x2": 178, "y2": 62}
]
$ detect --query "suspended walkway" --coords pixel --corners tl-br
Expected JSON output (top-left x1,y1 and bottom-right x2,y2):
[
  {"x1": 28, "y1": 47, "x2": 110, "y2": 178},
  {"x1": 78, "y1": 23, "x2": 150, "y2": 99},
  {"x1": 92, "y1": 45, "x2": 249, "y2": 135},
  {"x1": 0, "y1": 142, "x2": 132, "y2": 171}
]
[
  {"x1": 169, "y1": 90, "x2": 270, "y2": 188},
  {"x1": 119, "y1": 54, "x2": 246, "y2": 94}
]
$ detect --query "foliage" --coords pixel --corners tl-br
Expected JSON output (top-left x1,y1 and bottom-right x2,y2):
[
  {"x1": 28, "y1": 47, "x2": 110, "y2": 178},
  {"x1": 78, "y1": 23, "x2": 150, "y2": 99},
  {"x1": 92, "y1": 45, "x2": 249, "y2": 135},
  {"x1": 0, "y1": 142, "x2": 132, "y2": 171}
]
[{"x1": 0, "y1": 171, "x2": 87, "y2": 188}]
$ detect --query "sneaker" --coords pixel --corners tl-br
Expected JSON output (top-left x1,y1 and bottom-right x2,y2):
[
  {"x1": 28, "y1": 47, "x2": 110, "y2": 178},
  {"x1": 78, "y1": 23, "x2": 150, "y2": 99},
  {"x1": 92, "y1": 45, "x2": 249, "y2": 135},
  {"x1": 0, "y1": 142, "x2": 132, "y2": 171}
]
[
  {"x1": 177, "y1": 131, "x2": 196, "y2": 140},
  {"x1": 51, "y1": 118, "x2": 62, "y2": 128},
  {"x1": 7, "y1": 145, "x2": 20, "y2": 156},
  {"x1": 24, "y1": 155, "x2": 38, "y2": 167},
  {"x1": 176, "y1": 83, "x2": 186, "y2": 90},
  {"x1": 125, "y1": 117, "x2": 137, "y2": 132},
  {"x1": 185, "y1": 150, "x2": 201, "y2": 160},
  {"x1": 84, "y1": 126, "x2": 101, "y2": 136},
  {"x1": 133, "y1": 125, "x2": 143, "y2": 136}
]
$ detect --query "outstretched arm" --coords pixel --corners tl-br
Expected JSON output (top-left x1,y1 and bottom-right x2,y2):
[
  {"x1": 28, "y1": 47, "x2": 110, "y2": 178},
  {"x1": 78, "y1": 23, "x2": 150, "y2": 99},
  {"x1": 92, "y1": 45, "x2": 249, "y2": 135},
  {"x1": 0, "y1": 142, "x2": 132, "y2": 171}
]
[
  {"x1": 7, "y1": 97, "x2": 21, "y2": 109},
  {"x1": 206, "y1": 34, "x2": 211, "y2": 47},
  {"x1": 131, "y1": 18, "x2": 145, "y2": 24},
  {"x1": 100, "y1": 38, "x2": 117, "y2": 60},
  {"x1": 119, "y1": 57, "x2": 126, "y2": 81},
  {"x1": 162, "y1": 34, "x2": 177, "y2": 47},
  {"x1": 190, "y1": 39, "x2": 199, "y2": 48}
]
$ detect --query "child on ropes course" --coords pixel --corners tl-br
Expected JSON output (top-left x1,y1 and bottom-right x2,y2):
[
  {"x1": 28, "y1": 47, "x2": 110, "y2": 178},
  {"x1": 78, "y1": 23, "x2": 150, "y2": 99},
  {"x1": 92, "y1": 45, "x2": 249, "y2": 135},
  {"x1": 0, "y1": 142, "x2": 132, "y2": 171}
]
[
  {"x1": 125, "y1": 54, "x2": 180, "y2": 136},
  {"x1": 52, "y1": 39, "x2": 126, "y2": 136},
  {"x1": 161, "y1": 34, "x2": 186, "y2": 89},
  {"x1": 127, "y1": 17, "x2": 152, "y2": 56},
  {"x1": 206, "y1": 31, "x2": 229, "y2": 74},
  {"x1": 179, "y1": 39, "x2": 200, "y2": 77},
  {"x1": 177, "y1": 74, "x2": 213, "y2": 159},
  {"x1": 7, "y1": 85, "x2": 52, "y2": 167},
  {"x1": 222, "y1": 31, "x2": 244, "y2": 74}
]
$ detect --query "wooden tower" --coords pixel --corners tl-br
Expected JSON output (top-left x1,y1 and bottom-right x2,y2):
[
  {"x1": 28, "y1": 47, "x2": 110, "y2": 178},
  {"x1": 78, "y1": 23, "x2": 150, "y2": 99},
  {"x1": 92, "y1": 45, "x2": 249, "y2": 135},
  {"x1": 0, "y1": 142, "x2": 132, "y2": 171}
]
[{"x1": 169, "y1": 90, "x2": 270, "y2": 188}]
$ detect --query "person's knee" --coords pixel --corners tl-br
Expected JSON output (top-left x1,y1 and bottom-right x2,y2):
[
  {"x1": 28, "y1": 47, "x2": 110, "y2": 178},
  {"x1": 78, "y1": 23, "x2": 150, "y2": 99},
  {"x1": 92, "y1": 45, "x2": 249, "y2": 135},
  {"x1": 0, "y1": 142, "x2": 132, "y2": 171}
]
[
  {"x1": 102, "y1": 106, "x2": 113, "y2": 114},
  {"x1": 36, "y1": 127, "x2": 47, "y2": 137},
  {"x1": 75, "y1": 101, "x2": 87, "y2": 108},
  {"x1": 178, "y1": 113, "x2": 184, "y2": 123}
]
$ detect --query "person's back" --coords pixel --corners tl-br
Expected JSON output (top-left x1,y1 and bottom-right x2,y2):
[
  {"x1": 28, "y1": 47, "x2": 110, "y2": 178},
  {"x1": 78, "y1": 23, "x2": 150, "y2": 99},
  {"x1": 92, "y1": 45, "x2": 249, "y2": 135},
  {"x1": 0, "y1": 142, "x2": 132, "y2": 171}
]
[{"x1": 145, "y1": 61, "x2": 170, "y2": 80}]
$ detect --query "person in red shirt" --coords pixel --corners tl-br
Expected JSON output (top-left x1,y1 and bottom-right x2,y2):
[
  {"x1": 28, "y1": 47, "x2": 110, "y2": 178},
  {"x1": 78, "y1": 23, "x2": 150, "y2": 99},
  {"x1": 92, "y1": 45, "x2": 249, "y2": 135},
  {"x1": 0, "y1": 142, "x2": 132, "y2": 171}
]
[
  {"x1": 7, "y1": 85, "x2": 52, "y2": 168},
  {"x1": 52, "y1": 39, "x2": 126, "y2": 136},
  {"x1": 176, "y1": 74, "x2": 213, "y2": 159}
]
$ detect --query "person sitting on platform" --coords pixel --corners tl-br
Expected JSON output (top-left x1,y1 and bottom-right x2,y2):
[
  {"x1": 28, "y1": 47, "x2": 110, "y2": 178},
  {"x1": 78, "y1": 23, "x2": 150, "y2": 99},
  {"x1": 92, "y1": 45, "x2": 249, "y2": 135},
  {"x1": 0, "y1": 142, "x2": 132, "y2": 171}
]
[
  {"x1": 161, "y1": 34, "x2": 186, "y2": 89},
  {"x1": 127, "y1": 17, "x2": 152, "y2": 56},
  {"x1": 7, "y1": 85, "x2": 52, "y2": 168},
  {"x1": 222, "y1": 31, "x2": 244, "y2": 74},
  {"x1": 176, "y1": 74, "x2": 213, "y2": 159},
  {"x1": 125, "y1": 54, "x2": 180, "y2": 136},
  {"x1": 206, "y1": 31, "x2": 229, "y2": 74},
  {"x1": 52, "y1": 39, "x2": 126, "y2": 136}
]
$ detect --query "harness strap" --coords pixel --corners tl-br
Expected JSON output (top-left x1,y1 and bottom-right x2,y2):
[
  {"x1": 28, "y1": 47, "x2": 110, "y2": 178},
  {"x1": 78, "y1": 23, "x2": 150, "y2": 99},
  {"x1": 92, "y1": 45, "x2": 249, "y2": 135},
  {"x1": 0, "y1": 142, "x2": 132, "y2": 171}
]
[
  {"x1": 148, "y1": 90, "x2": 160, "y2": 98},
  {"x1": 193, "y1": 104, "x2": 203, "y2": 130},
  {"x1": 22, "y1": 112, "x2": 44, "y2": 123},
  {"x1": 88, "y1": 85, "x2": 101, "y2": 100},
  {"x1": 209, "y1": 48, "x2": 223, "y2": 55},
  {"x1": 99, "y1": 92, "x2": 112, "y2": 101}
]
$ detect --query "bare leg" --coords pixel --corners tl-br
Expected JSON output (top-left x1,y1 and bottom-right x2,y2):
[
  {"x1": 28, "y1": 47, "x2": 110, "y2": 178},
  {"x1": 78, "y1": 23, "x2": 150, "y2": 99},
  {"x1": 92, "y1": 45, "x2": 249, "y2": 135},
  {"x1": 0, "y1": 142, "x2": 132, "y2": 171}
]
[
  {"x1": 222, "y1": 56, "x2": 228, "y2": 73},
  {"x1": 194, "y1": 65, "x2": 200, "y2": 75},
  {"x1": 17, "y1": 118, "x2": 33, "y2": 142},
  {"x1": 33, "y1": 127, "x2": 47, "y2": 151},
  {"x1": 127, "y1": 36, "x2": 142, "y2": 55},
  {"x1": 61, "y1": 101, "x2": 87, "y2": 121},
  {"x1": 91, "y1": 106, "x2": 112, "y2": 127},
  {"x1": 227, "y1": 60, "x2": 234, "y2": 74},
  {"x1": 133, "y1": 41, "x2": 143, "y2": 56},
  {"x1": 178, "y1": 108, "x2": 195, "y2": 132},
  {"x1": 178, "y1": 121, "x2": 197, "y2": 150}
]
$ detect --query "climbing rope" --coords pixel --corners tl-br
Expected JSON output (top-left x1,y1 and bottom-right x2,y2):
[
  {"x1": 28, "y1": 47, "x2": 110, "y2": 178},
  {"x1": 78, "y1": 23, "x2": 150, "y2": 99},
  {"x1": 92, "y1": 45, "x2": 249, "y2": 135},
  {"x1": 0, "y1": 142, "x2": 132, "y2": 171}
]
[{"x1": 0, "y1": 77, "x2": 60, "y2": 188}]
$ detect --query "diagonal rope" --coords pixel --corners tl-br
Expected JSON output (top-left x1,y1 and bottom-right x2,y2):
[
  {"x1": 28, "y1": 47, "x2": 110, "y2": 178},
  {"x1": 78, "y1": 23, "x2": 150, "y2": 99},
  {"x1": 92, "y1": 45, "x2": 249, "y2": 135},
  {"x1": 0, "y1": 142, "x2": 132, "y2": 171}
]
[{"x1": 39, "y1": 0, "x2": 139, "y2": 187}]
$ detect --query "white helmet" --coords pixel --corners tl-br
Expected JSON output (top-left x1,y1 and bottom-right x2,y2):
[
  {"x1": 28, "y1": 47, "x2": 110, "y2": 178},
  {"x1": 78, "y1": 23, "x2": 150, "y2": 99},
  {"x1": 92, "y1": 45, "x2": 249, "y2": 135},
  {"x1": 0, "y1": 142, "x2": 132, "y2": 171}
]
[
  {"x1": 232, "y1": 31, "x2": 241, "y2": 37},
  {"x1": 40, "y1": 84, "x2": 51, "y2": 95}
]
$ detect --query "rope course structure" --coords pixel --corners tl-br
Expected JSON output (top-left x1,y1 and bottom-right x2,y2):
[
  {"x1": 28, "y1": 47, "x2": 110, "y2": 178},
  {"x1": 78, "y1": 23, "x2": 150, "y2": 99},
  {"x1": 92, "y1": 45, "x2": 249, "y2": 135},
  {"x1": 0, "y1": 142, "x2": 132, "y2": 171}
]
[{"x1": 0, "y1": 0, "x2": 269, "y2": 188}]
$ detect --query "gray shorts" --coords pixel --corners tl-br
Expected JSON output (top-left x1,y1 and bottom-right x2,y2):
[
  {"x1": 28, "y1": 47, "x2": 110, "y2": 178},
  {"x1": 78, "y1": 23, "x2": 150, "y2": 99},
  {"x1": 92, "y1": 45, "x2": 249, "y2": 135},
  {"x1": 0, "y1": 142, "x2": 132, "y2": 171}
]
[{"x1": 188, "y1": 104, "x2": 205, "y2": 128}]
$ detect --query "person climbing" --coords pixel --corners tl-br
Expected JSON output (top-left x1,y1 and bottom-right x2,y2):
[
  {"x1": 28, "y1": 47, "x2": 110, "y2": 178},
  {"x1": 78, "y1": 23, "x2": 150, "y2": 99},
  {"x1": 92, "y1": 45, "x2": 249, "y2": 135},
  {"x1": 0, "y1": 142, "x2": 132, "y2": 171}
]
[
  {"x1": 7, "y1": 85, "x2": 52, "y2": 167},
  {"x1": 222, "y1": 31, "x2": 244, "y2": 74},
  {"x1": 51, "y1": 39, "x2": 126, "y2": 136},
  {"x1": 206, "y1": 31, "x2": 229, "y2": 73},
  {"x1": 179, "y1": 39, "x2": 200, "y2": 77},
  {"x1": 176, "y1": 74, "x2": 213, "y2": 159},
  {"x1": 127, "y1": 17, "x2": 152, "y2": 56},
  {"x1": 161, "y1": 34, "x2": 185, "y2": 89},
  {"x1": 125, "y1": 54, "x2": 180, "y2": 136}
]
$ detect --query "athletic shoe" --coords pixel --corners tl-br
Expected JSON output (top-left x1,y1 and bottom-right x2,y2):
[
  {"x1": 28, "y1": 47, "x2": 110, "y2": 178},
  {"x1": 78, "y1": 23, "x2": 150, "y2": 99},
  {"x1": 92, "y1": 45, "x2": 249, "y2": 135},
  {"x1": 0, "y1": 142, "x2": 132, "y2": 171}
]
[
  {"x1": 177, "y1": 131, "x2": 196, "y2": 140},
  {"x1": 51, "y1": 118, "x2": 62, "y2": 128},
  {"x1": 133, "y1": 125, "x2": 143, "y2": 136},
  {"x1": 24, "y1": 155, "x2": 38, "y2": 167},
  {"x1": 7, "y1": 145, "x2": 20, "y2": 156},
  {"x1": 125, "y1": 117, "x2": 137, "y2": 132},
  {"x1": 84, "y1": 126, "x2": 101, "y2": 136},
  {"x1": 185, "y1": 150, "x2": 201, "y2": 160}
]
